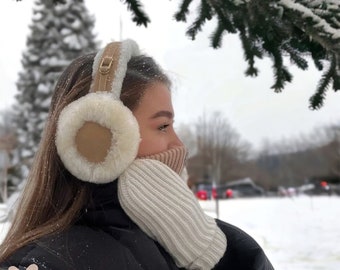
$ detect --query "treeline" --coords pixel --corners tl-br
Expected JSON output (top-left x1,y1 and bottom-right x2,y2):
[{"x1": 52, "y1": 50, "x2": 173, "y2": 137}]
[{"x1": 177, "y1": 112, "x2": 340, "y2": 190}]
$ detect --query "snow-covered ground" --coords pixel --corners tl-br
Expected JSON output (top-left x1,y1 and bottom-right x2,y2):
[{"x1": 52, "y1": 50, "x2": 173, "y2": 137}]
[
  {"x1": 1, "y1": 196, "x2": 339, "y2": 269},
  {"x1": 200, "y1": 196, "x2": 340, "y2": 270}
]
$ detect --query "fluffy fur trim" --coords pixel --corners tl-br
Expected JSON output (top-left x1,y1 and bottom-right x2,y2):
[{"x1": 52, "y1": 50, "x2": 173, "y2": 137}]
[
  {"x1": 55, "y1": 92, "x2": 140, "y2": 183},
  {"x1": 89, "y1": 46, "x2": 105, "y2": 92},
  {"x1": 111, "y1": 39, "x2": 140, "y2": 99}
]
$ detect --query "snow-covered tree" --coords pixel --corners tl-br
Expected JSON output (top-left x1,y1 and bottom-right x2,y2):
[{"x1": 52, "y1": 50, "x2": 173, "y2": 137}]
[
  {"x1": 11, "y1": 0, "x2": 98, "y2": 187},
  {"x1": 0, "y1": 110, "x2": 17, "y2": 202},
  {"x1": 41, "y1": 0, "x2": 340, "y2": 109}
]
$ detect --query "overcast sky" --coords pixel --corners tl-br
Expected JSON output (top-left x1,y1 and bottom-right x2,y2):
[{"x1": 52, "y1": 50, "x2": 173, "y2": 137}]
[{"x1": 1, "y1": 0, "x2": 340, "y2": 150}]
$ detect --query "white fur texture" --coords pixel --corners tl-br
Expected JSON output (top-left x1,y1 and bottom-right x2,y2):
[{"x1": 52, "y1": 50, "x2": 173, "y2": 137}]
[
  {"x1": 111, "y1": 39, "x2": 140, "y2": 99},
  {"x1": 89, "y1": 46, "x2": 105, "y2": 91},
  {"x1": 55, "y1": 92, "x2": 140, "y2": 183}
]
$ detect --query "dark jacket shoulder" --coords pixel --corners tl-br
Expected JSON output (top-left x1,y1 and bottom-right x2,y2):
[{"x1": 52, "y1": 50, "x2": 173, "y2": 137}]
[
  {"x1": 214, "y1": 219, "x2": 274, "y2": 270},
  {"x1": 2, "y1": 225, "x2": 144, "y2": 270}
]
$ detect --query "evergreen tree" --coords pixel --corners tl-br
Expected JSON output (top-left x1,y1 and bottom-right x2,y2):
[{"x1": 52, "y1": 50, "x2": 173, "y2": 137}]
[
  {"x1": 42, "y1": 0, "x2": 340, "y2": 109},
  {"x1": 10, "y1": 0, "x2": 98, "y2": 189}
]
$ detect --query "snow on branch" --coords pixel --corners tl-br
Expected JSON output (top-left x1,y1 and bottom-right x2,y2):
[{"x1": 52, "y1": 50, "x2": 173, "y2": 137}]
[{"x1": 278, "y1": 0, "x2": 340, "y2": 40}]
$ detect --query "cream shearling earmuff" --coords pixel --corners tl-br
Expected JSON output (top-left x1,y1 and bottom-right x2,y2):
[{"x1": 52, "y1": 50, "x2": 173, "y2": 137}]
[{"x1": 55, "y1": 40, "x2": 140, "y2": 183}]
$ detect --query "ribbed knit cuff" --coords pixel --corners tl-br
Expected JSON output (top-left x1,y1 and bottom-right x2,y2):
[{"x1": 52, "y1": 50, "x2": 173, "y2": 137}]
[
  {"x1": 189, "y1": 225, "x2": 226, "y2": 269},
  {"x1": 118, "y1": 159, "x2": 227, "y2": 269}
]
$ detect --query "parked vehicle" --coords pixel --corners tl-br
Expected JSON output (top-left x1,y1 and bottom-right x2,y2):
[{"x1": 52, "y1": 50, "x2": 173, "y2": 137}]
[
  {"x1": 195, "y1": 184, "x2": 219, "y2": 200},
  {"x1": 195, "y1": 178, "x2": 265, "y2": 200},
  {"x1": 330, "y1": 183, "x2": 340, "y2": 195},
  {"x1": 195, "y1": 189, "x2": 209, "y2": 200},
  {"x1": 299, "y1": 176, "x2": 340, "y2": 196},
  {"x1": 301, "y1": 179, "x2": 331, "y2": 195},
  {"x1": 222, "y1": 178, "x2": 265, "y2": 198}
]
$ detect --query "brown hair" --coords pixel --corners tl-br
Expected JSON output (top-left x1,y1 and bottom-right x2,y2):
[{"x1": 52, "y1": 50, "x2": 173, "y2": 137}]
[{"x1": 0, "y1": 52, "x2": 170, "y2": 261}]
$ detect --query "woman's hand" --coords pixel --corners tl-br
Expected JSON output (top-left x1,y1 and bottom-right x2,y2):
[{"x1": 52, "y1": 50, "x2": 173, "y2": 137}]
[{"x1": 8, "y1": 264, "x2": 38, "y2": 270}]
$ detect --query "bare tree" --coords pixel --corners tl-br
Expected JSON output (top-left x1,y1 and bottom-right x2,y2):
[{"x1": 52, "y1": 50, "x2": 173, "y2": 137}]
[
  {"x1": 175, "y1": 123, "x2": 197, "y2": 158},
  {"x1": 188, "y1": 111, "x2": 251, "y2": 184},
  {"x1": 318, "y1": 125, "x2": 340, "y2": 176},
  {"x1": 256, "y1": 130, "x2": 335, "y2": 188}
]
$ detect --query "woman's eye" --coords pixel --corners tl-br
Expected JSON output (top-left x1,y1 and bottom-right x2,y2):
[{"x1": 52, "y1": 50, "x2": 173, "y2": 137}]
[{"x1": 158, "y1": 124, "x2": 169, "y2": 132}]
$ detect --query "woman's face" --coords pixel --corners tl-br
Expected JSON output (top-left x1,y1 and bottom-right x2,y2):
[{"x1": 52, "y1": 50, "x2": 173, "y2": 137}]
[{"x1": 133, "y1": 82, "x2": 183, "y2": 157}]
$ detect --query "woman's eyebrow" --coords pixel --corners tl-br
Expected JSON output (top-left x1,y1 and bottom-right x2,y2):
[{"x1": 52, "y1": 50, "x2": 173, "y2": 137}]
[{"x1": 150, "y1": 110, "x2": 173, "y2": 119}]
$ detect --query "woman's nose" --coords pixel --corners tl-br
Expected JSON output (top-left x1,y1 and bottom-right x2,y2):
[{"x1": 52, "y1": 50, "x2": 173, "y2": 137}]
[{"x1": 169, "y1": 131, "x2": 184, "y2": 149}]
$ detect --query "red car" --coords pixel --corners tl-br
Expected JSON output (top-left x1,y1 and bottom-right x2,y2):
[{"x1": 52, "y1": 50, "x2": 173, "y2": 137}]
[
  {"x1": 196, "y1": 189, "x2": 208, "y2": 200},
  {"x1": 195, "y1": 186, "x2": 218, "y2": 200}
]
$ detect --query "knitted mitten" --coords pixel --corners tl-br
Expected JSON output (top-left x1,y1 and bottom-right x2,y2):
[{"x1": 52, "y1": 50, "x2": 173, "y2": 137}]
[{"x1": 118, "y1": 159, "x2": 227, "y2": 270}]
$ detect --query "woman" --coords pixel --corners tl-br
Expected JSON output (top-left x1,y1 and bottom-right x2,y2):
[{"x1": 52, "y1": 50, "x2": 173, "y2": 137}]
[{"x1": 0, "y1": 40, "x2": 274, "y2": 270}]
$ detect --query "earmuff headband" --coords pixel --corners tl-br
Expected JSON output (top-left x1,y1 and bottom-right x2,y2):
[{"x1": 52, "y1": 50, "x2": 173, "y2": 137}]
[
  {"x1": 91, "y1": 43, "x2": 121, "y2": 93},
  {"x1": 55, "y1": 40, "x2": 141, "y2": 183}
]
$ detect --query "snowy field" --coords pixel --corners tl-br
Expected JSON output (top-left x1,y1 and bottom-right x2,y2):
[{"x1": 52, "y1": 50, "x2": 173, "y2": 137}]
[
  {"x1": 200, "y1": 196, "x2": 340, "y2": 270},
  {"x1": 1, "y1": 196, "x2": 339, "y2": 270}
]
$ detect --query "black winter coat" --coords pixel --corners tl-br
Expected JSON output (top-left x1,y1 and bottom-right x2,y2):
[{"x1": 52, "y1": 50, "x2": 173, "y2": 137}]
[{"x1": 1, "y1": 181, "x2": 274, "y2": 270}]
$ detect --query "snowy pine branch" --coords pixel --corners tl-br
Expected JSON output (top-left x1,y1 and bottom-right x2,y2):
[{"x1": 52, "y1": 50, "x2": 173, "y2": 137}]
[
  {"x1": 174, "y1": 0, "x2": 194, "y2": 22},
  {"x1": 186, "y1": 0, "x2": 213, "y2": 40},
  {"x1": 175, "y1": 0, "x2": 340, "y2": 108},
  {"x1": 43, "y1": 0, "x2": 340, "y2": 108},
  {"x1": 309, "y1": 54, "x2": 337, "y2": 109},
  {"x1": 121, "y1": 0, "x2": 150, "y2": 26}
]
